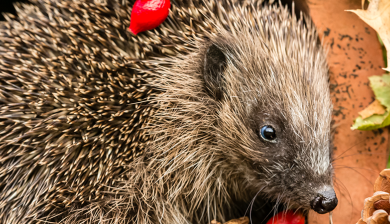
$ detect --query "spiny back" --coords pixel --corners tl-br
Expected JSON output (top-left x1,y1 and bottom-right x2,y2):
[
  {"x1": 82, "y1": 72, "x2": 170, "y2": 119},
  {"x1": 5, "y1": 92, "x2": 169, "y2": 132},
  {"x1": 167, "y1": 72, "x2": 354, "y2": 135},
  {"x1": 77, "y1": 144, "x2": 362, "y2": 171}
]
[{"x1": 0, "y1": 0, "x2": 155, "y2": 221}]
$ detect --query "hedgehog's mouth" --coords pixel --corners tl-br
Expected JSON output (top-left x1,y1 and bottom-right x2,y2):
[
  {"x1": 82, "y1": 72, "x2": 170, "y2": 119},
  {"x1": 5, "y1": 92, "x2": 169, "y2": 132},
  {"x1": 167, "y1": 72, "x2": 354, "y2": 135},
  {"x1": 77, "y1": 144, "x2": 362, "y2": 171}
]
[{"x1": 245, "y1": 198, "x2": 308, "y2": 224}]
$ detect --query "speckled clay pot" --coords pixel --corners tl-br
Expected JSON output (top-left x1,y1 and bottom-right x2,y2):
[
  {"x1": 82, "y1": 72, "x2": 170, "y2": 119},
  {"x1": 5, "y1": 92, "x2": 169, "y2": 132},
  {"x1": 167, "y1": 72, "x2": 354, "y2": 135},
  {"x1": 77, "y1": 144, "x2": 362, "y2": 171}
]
[{"x1": 307, "y1": 0, "x2": 389, "y2": 224}]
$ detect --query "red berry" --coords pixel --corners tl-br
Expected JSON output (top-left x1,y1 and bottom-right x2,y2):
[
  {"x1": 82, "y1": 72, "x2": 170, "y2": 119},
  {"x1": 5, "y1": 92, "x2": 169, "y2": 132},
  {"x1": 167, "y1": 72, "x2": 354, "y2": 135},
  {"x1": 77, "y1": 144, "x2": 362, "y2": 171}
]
[
  {"x1": 129, "y1": 0, "x2": 171, "y2": 35},
  {"x1": 266, "y1": 210, "x2": 305, "y2": 224}
]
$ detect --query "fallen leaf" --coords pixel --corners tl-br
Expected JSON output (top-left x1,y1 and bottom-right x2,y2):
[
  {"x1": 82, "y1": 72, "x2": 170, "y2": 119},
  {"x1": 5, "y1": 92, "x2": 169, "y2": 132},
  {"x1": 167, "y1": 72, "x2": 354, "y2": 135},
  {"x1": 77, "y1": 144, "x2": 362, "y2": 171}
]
[
  {"x1": 209, "y1": 217, "x2": 249, "y2": 224},
  {"x1": 370, "y1": 74, "x2": 390, "y2": 108},
  {"x1": 355, "y1": 169, "x2": 390, "y2": 224},
  {"x1": 369, "y1": 210, "x2": 389, "y2": 224},
  {"x1": 374, "y1": 169, "x2": 390, "y2": 192},
  {"x1": 352, "y1": 74, "x2": 390, "y2": 130},
  {"x1": 347, "y1": 0, "x2": 390, "y2": 71},
  {"x1": 358, "y1": 99, "x2": 387, "y2": 119},
  {"x1": 224, "y1": 217, "x2": 249, "y2": 224},
  {"x1": 210, "y1": 220, "x2": 222, "y2": 224},
  {"x1": 351, "y1": 111, "x2": 390, "y2": 130}
]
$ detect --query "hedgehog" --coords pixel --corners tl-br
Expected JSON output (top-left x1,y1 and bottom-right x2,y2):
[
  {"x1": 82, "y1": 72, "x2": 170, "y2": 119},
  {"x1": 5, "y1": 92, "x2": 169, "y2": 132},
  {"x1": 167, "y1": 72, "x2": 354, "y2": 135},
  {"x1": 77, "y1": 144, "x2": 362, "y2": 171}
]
[{"x1": 0, "y1": 0, "x2": 337, "y2": 223}]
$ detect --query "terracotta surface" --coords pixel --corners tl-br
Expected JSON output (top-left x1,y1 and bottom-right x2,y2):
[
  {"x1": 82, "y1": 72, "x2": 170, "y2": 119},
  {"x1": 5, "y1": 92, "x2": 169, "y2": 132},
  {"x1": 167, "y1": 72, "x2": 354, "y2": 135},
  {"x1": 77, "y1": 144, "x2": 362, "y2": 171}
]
[{"x1": 307, "y1": 0, "x2": 389, "y2": 224}]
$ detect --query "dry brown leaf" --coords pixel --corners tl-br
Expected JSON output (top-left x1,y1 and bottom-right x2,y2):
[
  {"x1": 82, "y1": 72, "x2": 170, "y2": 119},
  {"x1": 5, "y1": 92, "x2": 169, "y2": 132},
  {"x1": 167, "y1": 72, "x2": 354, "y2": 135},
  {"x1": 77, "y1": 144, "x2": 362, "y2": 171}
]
[
  {"x1": 209, "y1": 217, "x2": 249, "y2": 224},
  {"x1": 370, "y1": 210, "x2": 389, "y2": 224},
  {"x1": 347, "y1": 0, "x2": 390, "y2": 71},
  {"x1": 356, "y1": 169, "x2": 390, "y2": 224},
  {"x1": 374, "y1": 199, "x2": 390, "y2": 214},
  {"x1": 375, "y1": 169, "x2": 390, "y2": 192},
  {"x1": 224, "y1": 217, "x2": 249, "y2": 224},
  {"x1": 210, "y1": 220, "x2": 222, "y2": 224},
  {"x1": 358, "y1": 99, "x2": 387, "y2": 119},
  {"x1": 363, "y1": 192, "x2": 389, "y2": 221},
  {"x1": 358, "y1": 218, "x2": 367, "y2": 224}
]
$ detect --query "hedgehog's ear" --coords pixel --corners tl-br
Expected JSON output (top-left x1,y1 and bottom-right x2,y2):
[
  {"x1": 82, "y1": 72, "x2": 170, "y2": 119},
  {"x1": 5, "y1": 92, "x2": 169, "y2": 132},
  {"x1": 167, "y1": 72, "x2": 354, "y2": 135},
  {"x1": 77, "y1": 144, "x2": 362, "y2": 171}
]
[{"x1": 203, "y1": 44, "x2": 227, "y2": 101}]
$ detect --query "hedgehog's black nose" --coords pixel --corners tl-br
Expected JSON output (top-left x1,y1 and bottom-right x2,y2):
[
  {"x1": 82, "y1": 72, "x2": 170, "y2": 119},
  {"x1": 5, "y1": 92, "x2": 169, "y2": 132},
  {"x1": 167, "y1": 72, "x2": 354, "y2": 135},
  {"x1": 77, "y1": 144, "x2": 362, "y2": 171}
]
[{"x1": 310, "y1": 188, "x2": 338, "y2": 214}]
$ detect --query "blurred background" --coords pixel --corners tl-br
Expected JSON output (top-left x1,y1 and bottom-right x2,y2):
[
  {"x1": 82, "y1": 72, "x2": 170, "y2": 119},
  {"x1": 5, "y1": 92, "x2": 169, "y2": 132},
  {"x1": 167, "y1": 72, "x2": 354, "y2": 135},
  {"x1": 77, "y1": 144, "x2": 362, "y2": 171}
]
[{"x1": 0, "y1": 0, "x2": 28, "y2": 20}]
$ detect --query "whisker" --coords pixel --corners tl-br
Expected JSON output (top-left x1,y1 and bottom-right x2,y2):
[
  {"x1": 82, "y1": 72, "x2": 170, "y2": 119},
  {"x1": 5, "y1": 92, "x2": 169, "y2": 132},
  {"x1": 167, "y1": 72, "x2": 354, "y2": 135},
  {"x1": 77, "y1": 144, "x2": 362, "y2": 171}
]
[
  {"x1": 333, "y1": 152, "x2": 387, "y2": 162},
  {"x1": 285, "y1": 198, "x2": 291, "y2": 213},
  {"x1": 333, "y1": 165, "x2": 376, "y2": 172},
  {"x1": 331, "y1": 139, "x2": 366, "y2": 162},
  {"x1": 244, "y1": 186, "x2": 265, "y2": 224},
  {"x1": 335, "y1": 166, "x2": 374, "y2": 185},
  {"x1": 333, "y1": 177, "x2": 355, "y2": 223},
  {"x1": 266, "y1": 190, "x2": 285, "y2": 224}
]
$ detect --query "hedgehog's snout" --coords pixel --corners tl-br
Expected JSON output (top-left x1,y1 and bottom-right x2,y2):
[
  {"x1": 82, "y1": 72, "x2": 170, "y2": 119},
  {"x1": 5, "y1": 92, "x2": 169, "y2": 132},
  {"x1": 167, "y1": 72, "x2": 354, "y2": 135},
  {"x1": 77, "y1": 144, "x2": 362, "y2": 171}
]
[{"x1": 310, "y1": 186, "x2": 338, "y2": 214}]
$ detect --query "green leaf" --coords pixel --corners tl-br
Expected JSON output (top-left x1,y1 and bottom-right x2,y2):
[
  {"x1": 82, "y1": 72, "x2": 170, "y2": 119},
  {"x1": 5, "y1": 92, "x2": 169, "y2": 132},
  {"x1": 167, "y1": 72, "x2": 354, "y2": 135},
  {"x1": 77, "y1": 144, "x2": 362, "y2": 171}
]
[
  {"x1": 387, "y1": 154, "x2": 390, "y2": 168},
  {"x1": 351, "y1": 74, "x2": 390, "y2": 130},
  {"x1": 369, "y1": 74, "x2": 390, "y2": 108},
  {"x1": 351, "y1": 111, "x2": 390, "y2": 130}
]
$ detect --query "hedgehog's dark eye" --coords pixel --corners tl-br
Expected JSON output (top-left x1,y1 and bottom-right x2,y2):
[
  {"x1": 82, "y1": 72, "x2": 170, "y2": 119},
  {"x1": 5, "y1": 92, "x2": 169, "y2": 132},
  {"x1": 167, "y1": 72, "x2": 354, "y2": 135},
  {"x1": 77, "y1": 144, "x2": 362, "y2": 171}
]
[{"x1": 260, "y1": 125, "x2": 277, "y2": 142}]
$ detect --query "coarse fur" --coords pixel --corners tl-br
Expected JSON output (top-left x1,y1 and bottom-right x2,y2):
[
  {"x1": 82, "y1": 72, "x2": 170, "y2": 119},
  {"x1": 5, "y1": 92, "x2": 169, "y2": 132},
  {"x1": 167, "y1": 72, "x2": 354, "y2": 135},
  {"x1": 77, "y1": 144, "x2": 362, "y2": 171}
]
[{"x1": 0, "y1": 0, "x2": 333, "y2": 223}]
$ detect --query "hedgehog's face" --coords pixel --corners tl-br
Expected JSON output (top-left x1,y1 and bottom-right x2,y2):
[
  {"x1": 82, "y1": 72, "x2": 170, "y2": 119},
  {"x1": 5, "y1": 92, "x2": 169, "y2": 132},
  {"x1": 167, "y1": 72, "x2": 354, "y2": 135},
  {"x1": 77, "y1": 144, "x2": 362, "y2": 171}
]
[
  {"x1": 203, "y1": 37, "x2": 337, "y2": 215},
  {"x1": 246, "y1": 105, "x2": 337, "y2": 215}
]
